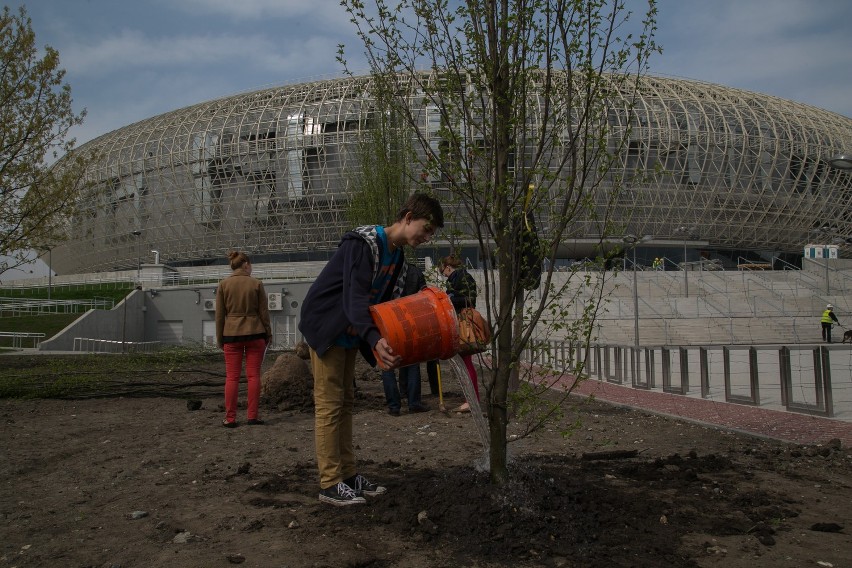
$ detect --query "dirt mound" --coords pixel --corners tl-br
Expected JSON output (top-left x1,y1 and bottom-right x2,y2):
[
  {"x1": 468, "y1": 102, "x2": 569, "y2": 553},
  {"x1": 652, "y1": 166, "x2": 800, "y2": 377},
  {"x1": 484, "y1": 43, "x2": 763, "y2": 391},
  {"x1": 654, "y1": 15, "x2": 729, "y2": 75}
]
[
  {"x1": 261, "y1": 352, "x2": 313, "y2": 411},
  {"x1": 260, "y1": 348, "x2": 385, "y2": 413}
]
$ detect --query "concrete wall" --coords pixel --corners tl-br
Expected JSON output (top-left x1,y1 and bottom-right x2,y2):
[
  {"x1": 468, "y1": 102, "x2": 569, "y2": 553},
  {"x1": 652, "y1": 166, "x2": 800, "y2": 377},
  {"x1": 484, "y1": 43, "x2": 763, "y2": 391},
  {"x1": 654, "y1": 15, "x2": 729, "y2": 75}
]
[
  {"x1": 141, "y1": 280, "x2": 315, "y2": 349},
  {"x1": 39, "y1": 289, "x2": 146, "y2": 351},
  {"x1": 40, "y1": 280, "x2": 316, "y2": 351}
]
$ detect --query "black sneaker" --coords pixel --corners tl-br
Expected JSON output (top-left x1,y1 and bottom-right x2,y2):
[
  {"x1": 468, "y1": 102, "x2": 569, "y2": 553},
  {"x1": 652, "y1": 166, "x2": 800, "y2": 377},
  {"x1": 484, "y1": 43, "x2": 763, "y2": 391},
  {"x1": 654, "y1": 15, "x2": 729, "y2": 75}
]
[
  {"x1": 344, "y1": 474, "x2": 387, "y2": 497},
  {"x1": 318, "y1": 482, "x2": 366, "y2": 506},
  {"x1": 388, "y1": 408, "x2": 400, "y2": 416}
]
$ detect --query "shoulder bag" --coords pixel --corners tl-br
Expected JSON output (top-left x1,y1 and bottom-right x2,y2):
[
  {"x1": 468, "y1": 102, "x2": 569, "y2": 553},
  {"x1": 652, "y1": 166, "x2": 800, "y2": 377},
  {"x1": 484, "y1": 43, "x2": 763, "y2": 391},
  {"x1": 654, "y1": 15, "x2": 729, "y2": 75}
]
[{"x1": 457, "y1": 307, "x2": 492, "y2": 355}]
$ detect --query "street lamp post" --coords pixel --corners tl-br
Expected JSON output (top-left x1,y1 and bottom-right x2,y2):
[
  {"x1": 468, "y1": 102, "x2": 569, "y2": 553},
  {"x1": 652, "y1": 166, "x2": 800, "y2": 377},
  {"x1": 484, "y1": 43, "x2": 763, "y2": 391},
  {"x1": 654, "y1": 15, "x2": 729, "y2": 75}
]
[
  {"x1": 623, "y1": 234, "x2": 653, "y2": 383},
  {"x1": 632, "y1": 245, "x2": 640, "y2": 348},
  {"x1": 623, "y1": 235, "x2": 653, "y2": 346},
  {"x1": 47, "y1": 247, "x2": 52, "y2": 301},
  {"x1": 675, "y1": 226, "x2": 695, "y2": 297},
  {"x1": 808, "y1": 225, "x2": 833, "y2": 295},
  {"x1": 37, "y1": 245, "x2": 54, "y2": 300},
  {"x1": 822, "y1": 225, "x2": 831, "y2": 295},
  {"x1": 821, "y1": 154, "x2": 852, "y2": 295},
  {"x1": 683, "y1": 239, "x2": 688, "y2": 297},
  {"x1": 623, "y1": 235, "x2": 639, "y2": 347},
  {"x1": 132, "y1": 230, "x2": 142, "y2": 285},
  {"x1": 123, "y1": 230, "x2": 141, "y2": 353}
]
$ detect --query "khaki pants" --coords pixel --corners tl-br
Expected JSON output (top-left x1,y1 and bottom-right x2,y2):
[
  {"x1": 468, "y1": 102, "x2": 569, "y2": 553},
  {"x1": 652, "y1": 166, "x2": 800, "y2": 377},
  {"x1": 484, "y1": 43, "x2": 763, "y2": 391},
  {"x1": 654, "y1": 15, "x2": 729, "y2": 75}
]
[{"x1": 310, "y1": 346, "x2": 357, "y2": 489}]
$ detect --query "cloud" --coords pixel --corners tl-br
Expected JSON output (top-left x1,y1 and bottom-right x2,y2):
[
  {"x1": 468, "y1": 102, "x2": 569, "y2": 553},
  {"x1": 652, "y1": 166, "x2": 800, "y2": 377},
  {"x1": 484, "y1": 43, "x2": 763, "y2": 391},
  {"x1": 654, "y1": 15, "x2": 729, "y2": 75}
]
[
  {"x1": 63, "y1": 31, "x2": 286, "y2": 74},
  {"x1": 31, "y1": 0, "x2": 852, "y2": 149},
  {"x1": 168, "y1": 0, "x2": 353, "y2": 26},
  {"x1": 57, "y1": 28, "x2": 359, "y2": 86},
  {"x1": 652, "y1": 0, "x2": 852, "y2": 116}
]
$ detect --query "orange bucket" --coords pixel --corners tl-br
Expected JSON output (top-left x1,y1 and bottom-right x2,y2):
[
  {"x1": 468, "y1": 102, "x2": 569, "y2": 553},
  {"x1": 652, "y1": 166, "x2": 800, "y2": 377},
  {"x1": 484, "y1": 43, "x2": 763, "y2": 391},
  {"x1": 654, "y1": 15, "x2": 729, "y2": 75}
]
[{"x1": 369, "y1": 286, "x2": 459, "y2": 369}]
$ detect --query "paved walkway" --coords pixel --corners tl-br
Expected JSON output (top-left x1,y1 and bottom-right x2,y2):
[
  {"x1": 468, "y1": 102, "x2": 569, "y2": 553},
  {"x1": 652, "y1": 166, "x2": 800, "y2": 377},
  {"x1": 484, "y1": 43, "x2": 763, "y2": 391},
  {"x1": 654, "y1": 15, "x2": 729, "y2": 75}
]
[{"x1": 567, "y1": 376, "x2": 852, "y2": 448}]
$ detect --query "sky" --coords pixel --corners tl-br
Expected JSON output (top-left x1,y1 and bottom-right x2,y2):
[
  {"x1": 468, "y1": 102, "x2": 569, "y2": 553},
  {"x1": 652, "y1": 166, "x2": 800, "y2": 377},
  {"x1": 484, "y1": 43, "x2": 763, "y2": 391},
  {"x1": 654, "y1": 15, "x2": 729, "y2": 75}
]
[
  {"x1": 3, "y1": 0, "x2": 852, "y2": 279},
  {"x1": 13, "y1": 0, "x2": 852, "y2": 146}
]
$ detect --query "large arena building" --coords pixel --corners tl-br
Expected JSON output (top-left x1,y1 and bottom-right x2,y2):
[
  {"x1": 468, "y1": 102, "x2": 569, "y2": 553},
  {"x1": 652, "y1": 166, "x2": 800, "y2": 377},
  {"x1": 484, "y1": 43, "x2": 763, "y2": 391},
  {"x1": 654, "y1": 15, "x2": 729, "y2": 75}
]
[{"x1": 50, "y1": 72, "x2": 852, "y2": 276}]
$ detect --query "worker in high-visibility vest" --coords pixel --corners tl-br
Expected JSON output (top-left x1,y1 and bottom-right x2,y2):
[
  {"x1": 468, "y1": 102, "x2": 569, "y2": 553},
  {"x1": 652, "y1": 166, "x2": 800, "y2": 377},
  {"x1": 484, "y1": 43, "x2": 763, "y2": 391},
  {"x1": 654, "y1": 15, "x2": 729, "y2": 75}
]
[{"x1": 821, "y1": 304, "x2": 840, "y2": 343}]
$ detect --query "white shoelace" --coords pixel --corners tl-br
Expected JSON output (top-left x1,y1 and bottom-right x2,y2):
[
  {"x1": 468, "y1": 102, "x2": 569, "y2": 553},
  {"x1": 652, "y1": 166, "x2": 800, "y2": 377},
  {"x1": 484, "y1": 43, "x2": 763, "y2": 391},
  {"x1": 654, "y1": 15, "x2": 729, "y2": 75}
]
[
  {"x1": 337, "y1": 482, "x2": 358, "y2": 499},
  {"x1": 353, "y1": 475, "x2": 365, "y2": 491}
]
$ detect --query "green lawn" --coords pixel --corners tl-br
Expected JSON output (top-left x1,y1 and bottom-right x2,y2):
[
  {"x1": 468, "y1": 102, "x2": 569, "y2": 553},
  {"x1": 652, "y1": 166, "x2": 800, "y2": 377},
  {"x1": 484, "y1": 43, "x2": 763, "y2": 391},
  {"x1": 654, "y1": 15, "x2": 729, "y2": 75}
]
[
  {"x1": 0, "y1": 348, "x2": 223, "y2": 398},
  {"x1": 0, "y1": 283, "x2": 136, "y2": 348},
  {"x1": 0, "y1": 283, "x2": 134, "y2": 302},
  {"x1": 1, "y1": 312, "x2": 82, "y2": 332}
]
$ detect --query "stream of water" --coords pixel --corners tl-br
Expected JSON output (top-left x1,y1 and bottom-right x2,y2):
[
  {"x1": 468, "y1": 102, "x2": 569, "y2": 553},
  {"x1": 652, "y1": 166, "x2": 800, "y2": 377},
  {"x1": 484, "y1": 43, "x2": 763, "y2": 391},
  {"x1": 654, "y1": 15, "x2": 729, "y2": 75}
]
[{"x1": 443, "y1": 354, "x2": 491, "y2": 471}]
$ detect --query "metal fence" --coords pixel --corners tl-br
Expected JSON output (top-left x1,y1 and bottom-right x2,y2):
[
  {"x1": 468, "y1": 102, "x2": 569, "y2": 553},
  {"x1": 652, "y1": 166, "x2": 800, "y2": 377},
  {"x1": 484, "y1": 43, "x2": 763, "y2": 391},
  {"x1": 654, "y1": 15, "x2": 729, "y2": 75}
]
[
  {"x1": 72, "y1": 338, "x2": 161, "y2": 353},
  {"x1": 522, "y1": 340, "x2": 852, "y2": 421},
  {"x1": 0, "y1": 298, "x2": 115, "y2": 317},
  {"x1": 0, "y1": 332, "x2": 45, "y2": 349}
]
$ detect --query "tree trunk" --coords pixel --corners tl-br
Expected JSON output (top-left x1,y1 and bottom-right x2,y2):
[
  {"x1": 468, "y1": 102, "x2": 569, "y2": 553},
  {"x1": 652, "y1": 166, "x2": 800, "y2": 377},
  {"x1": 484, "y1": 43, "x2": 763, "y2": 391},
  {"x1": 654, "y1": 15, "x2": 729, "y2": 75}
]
[{"x1": 489, "y1": 231, "x2": 515, "y2": 484}]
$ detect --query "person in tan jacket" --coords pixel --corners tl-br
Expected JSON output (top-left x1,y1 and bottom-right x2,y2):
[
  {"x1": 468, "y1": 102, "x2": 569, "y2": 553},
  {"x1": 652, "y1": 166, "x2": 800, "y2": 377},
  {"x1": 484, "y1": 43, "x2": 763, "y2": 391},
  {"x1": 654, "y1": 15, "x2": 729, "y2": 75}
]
[{"x1": 215, "y1": 251, "x2": 272, "y2": 427}]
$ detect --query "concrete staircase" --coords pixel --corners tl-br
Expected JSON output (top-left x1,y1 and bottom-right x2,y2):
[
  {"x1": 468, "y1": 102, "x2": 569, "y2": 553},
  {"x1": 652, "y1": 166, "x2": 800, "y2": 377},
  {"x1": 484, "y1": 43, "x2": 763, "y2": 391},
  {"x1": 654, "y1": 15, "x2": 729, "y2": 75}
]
[
  {"x1": 587, "y1": 266, "x2": 852, "y2": 346},
  {"x1": 474, "y1": 260, "x2": 852, "y2": 347}
]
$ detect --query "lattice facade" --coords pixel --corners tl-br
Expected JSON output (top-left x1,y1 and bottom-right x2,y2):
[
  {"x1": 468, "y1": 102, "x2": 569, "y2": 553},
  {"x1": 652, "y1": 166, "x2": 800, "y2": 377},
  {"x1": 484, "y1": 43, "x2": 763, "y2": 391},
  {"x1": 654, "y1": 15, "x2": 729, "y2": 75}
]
[{"x1": 51, "y1": 73, "x2": 852, "y2": 276}]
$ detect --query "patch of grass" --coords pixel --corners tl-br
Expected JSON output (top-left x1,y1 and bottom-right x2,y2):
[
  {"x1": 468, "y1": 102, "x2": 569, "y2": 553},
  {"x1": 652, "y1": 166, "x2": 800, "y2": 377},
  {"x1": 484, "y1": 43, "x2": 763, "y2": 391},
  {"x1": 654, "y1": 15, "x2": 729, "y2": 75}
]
[
  {"x1": 0, "y1": 370, "x2": 108, "y2": 399},
  {"x1": 122, "y1": 346, "x2": 222, "y2": 370},
  {"x1": 0, "y1": 314, "x2": 80, "y2": 347},
  {"x1": 0, "y1": 354, "x2": 105, "y2": 397},
  {"x1": 0, "y1": 283, "x2": 135, "y2": 302},
  {"x1": 0, "y1": 347, "x2": 223, "y2": 399}
]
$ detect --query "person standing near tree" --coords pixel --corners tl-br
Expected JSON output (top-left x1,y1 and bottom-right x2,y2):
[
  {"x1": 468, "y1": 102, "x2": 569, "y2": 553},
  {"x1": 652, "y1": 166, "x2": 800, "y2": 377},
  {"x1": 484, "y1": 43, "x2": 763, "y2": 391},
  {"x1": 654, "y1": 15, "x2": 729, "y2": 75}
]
[
  {"x1": 439, "y1": 255, "x2": 479, "y2": 413},
  {"x1": 216, "y1": 251, "x2": 272, "y2": 428},
  {"x1": 299, "y1": 193, "x2": 444, "y2": 506}
]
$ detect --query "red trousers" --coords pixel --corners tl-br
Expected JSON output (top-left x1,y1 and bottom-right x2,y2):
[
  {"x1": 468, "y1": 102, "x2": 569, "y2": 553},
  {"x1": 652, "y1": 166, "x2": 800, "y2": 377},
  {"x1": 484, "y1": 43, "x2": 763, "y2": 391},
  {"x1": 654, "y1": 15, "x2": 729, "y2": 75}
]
[
  {"x1": 462, "y1": 354, "x2": 479, "y2": 400},
  {"x1": 223, "y1": 338, "x2": 266, "y2": 422}
]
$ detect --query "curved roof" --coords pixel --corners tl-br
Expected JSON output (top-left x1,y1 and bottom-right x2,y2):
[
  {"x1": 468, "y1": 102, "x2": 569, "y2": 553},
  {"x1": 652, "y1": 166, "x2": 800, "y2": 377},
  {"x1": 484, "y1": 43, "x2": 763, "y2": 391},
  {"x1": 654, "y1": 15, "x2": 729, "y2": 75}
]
[{"x1": 53, "y1": 73, "x2": 852, "y2": 275}]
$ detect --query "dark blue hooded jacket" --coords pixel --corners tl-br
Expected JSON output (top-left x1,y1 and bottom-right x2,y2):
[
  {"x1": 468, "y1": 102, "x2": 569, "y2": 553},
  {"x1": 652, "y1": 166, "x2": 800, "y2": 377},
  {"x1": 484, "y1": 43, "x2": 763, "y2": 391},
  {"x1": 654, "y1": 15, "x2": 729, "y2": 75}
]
[{"x1": 298, "y1": 226, "x2": 408, "y2": 366}]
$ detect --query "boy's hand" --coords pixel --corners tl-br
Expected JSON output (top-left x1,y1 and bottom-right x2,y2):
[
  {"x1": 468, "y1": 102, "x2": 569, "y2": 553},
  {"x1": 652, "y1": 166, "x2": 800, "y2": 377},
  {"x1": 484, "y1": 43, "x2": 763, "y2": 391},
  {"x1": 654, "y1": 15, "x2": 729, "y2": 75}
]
[{"x1": 375, "y1": 338, "x2": 402, "y2": 369}]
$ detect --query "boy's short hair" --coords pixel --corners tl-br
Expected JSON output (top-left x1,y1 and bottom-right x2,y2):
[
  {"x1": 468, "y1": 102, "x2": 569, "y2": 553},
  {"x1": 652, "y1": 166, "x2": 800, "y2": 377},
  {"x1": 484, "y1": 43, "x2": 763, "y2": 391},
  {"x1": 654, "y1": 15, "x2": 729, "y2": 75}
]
[{"x1": 395, "y1": 192, "x2": 444, "y2": 228}]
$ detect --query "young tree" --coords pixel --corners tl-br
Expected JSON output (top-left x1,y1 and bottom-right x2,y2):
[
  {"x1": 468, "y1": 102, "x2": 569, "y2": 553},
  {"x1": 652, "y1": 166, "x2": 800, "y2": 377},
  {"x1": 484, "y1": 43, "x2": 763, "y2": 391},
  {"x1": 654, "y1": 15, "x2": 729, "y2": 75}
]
[
  {"x1": 340, "y1": 0, "x2": 659, "y2": 483},
  {"x1": 0, "y1": 6, "x2": 90, "y2": 278},
  {"x1": 347, "y1": 76, "x2": 419, "y2": 226}
]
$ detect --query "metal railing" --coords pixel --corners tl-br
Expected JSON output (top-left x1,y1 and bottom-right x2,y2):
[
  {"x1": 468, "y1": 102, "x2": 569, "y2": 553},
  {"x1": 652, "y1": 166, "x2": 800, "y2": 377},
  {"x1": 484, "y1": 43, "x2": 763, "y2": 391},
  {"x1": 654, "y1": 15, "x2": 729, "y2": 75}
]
[
  {"x1": 0, "y1": 262, "x2": 328, "y2": 291},
  {"x1": 522, "y1": 339, "x2": 852, "y2": 421},
  {"x1": 0, "y1": 298, "x2": 115, "y2": 317},
  {"x1": 0, "y1": 332, "x2": 45, "y2": 348},
  {"x1": 73, "y1": 338, "x2": 161, "y2": 353},
  {"x1": 773, "y1": 256, "x2": 801, "y2": 272},
  {"x1": 803, "y1": 257, "x2": 852, "y2": 296}
]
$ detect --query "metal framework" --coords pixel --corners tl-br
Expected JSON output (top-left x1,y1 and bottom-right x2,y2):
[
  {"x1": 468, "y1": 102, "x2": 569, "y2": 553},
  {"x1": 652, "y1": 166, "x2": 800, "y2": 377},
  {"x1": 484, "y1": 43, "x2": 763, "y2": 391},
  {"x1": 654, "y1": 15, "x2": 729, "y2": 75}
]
[{"x1": 52, "y1": 72, "x2": 852, "y2": 276}]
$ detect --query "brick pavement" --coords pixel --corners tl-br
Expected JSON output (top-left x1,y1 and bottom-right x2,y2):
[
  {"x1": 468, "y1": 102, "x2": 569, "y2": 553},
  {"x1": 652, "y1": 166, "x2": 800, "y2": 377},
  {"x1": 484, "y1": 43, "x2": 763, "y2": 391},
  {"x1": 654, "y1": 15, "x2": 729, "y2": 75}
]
[{"x1": 567, "y1": 376, "x2": 852, "y2": 448}]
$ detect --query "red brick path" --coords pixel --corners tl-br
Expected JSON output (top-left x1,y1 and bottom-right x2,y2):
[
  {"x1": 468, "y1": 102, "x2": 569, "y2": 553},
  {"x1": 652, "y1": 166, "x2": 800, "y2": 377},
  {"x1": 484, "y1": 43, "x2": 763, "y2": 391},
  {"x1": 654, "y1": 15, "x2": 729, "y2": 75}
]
[{"x1": 547, "y1": 374, "x2": 852, "y2": 448}]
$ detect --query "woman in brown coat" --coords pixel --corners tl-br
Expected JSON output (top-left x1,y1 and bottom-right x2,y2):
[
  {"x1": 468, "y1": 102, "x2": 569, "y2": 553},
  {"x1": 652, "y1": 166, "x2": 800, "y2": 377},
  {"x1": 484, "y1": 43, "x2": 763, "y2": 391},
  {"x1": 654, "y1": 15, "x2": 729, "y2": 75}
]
[{"x1": 215, "y1": 251, "x2": 272, "y2": 427}]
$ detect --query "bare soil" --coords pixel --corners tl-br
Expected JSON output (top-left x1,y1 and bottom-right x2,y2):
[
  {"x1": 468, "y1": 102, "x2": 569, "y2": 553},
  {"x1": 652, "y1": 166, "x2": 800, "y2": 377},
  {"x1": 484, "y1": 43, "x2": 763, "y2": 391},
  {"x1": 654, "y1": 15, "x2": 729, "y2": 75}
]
[{"x1": 1, "y1": 351, "x2": 850, "y2": 568}]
